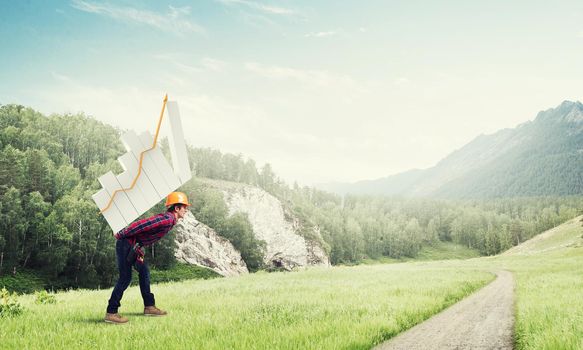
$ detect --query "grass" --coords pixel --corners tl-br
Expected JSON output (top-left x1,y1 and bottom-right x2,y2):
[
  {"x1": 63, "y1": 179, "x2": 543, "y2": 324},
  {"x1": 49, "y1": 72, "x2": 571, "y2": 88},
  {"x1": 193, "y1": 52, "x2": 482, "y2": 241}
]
[
  {"x1": 443, "y1": 215, "x2": 583, "y2": 349},
  {"x1": 506, "y1": 249, "x2": 583, "y2": 350},
  {"x1": 416, "y1": 241, "x2": 481, "y2": 260},
  {"x1": 132, "y1": 263, "x2": 221, "y2": 285},
  {"x1": 0, "y1": 263, "x2": 220, "y2": 294},
  {"x1": 494, "y1": 216, "x2": 583, "y2": 350},
  {"x1": 0, "y1": 264, "x2": 492, "y2": 349},
  {"x1": 2, "y1": 216, "x2": 582, "y2": 349},
  {"x1": 359, "y1": 241, "x2": 480, "y2": 265},
  {"x1": 503, "y1": 216, "x2": 583, "y2": 256}
]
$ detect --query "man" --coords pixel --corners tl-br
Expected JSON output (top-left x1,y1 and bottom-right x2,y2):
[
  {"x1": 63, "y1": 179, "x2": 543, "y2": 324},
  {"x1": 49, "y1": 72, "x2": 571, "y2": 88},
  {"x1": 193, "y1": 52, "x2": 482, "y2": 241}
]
[{"x1": 104, "y1": 191, "x2": 190, "y2": 324}]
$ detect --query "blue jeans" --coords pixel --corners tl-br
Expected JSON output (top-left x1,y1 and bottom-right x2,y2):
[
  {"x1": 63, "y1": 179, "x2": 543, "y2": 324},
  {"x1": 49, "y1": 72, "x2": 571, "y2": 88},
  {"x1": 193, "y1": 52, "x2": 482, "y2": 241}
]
[{"x1": 106, "y1": 239, "x2": 155, "y2": 314}]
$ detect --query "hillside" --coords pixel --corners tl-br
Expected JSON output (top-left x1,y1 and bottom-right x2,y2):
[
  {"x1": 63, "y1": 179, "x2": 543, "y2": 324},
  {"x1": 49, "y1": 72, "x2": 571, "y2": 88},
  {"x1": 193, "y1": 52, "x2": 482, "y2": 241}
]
[
  {"x1": 502, "y1": 215, "x2": 583, "y2": 256},
  {"x1": 320, "y1": 100, "x2": 583, "y2": 198},
  {"x1": 493, "y1": 215, "x2": 583, "y2": 349}
]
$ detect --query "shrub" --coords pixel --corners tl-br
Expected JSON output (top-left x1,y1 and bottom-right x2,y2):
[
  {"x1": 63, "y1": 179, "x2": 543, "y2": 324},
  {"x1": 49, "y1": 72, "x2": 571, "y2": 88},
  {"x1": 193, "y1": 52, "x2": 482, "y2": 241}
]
[
  {"x1": 0, "y1": 270, "x2": 45, "y2": 293},
  {"x1": 34, "y1": 290, "x2": 56, "y2": 305},
  {"x1": 131, "y1": 263, "x2": 221, "y2": 285},
  {"x1": 0, "y1": 287, "x2": 23, "y2": 317},
  {"x1": 221, "y1": 213, "x2": 266, "y2": 272}
]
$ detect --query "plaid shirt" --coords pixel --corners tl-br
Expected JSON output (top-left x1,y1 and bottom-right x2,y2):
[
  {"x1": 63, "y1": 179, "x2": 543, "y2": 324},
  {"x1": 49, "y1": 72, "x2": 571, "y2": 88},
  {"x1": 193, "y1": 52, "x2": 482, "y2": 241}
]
[{"x1": 115, "y1": 212, "x2": 177, "y2": 247}]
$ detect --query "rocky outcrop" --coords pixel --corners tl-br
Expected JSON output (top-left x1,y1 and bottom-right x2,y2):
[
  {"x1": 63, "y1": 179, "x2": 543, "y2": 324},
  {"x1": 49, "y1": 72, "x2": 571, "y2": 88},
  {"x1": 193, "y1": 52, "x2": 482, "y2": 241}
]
[
  {"x1": 202, "y1": 179, "x2": 330, "y2": 270},
  {"x1": 174, "y1": 211, "x2": 248, "y2": 277},
  {"x1": 305, "y1": 226, "x2": 330, "y2": 266}
]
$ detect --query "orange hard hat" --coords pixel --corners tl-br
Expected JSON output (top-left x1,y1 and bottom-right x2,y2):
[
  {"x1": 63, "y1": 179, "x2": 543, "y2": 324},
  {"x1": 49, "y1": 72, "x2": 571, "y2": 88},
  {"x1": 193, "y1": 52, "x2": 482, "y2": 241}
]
[{"x1": 165, "y1": 192, "x2": 190, "y2": 207}]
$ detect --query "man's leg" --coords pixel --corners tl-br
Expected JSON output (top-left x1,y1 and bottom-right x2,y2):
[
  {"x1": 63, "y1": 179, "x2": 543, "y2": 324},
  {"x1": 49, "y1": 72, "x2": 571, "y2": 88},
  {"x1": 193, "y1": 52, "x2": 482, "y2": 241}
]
[
  {"x1": 136, "y1": 261, "x2": 167, "y2": 316},
  {"x1": 135, "y1": 260, "x2": 155, "y2": 307},
  {"x1": 106, "y1": 240, "x2": 133, "y2": 315}
]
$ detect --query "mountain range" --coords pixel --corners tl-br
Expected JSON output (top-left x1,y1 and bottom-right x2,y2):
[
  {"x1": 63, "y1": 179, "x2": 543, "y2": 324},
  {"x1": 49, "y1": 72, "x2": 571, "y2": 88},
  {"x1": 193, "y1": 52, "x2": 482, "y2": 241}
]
[{"x1": 318, "y1": 100, "x2": 583, "y2": 198}]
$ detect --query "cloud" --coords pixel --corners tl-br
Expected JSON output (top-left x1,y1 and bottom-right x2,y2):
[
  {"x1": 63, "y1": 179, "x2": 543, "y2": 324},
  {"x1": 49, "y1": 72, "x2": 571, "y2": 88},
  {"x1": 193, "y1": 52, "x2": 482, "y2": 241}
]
[
  {"x1": 42, "y1": 71, "x2": 264, "y2": 141},
  {"x1": 70, "y1": 0, "x2": 205, "y2": 35},
  {"x1": 214, "y1": 0, "x2": 300, "y2": 27},
  {"x1": 305, "y1": 31, "x2": 336, "y2": 38},
  {"x1": 51, "y1": 72, "x2": 74, "y2": 83},
  {"x1": 216, "y1": 0, "x2": 295, "y2": 15},
  {"x1": 394, "y1": 77, "x2": 410, "y2": 85},
  {"x1": 305, "y1": 27, "x2": 369, "y2": 39},
  {"x1": 244, "y1": 62, "x2": 360, "y2": 90},
  {"x1": 201, "y1": 57, "x2": 227, "y2": 72},
  {"x1": 153, "y1": 54, "x2": 204, "y2": 73},
  {"x1": 153, "y1": 54, "x2": 228, "y2": 74}
]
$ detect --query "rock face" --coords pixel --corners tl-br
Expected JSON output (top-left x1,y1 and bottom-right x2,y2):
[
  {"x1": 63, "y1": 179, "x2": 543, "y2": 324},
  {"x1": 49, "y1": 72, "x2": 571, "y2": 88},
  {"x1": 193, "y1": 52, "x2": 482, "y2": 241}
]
[
  {"x1": 305, "y1": 226, "x2": 330, "y2": 266},
  {"x1": 203, "y1": 179, "x2": 331, "y2": 270},
  {"x1": 174, "y1": 211, "x2": 248, "y2": 277}
]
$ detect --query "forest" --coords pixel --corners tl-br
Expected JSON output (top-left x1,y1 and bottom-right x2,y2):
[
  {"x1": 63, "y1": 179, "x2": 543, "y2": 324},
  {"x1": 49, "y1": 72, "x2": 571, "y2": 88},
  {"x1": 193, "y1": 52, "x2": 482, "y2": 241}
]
[{"x1": 0, "y1": 104, "x2": 581, "y2": 290}]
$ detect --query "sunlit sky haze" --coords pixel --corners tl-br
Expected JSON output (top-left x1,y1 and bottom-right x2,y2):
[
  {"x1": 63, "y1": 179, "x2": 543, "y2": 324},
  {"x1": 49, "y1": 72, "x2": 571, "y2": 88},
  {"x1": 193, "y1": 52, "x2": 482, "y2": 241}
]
[{"x1": 1, "y1": 0, "x2": 583, "y2": 185}]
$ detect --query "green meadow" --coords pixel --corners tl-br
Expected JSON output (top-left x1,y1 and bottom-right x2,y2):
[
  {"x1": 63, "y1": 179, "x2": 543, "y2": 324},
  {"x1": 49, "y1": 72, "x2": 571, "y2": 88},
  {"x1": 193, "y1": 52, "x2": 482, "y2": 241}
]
[
  {"x1": 497, "y1": 216, "x2": 583, "y2": 350},
  {"x1": 1, "y1": 265, "x2": 491, "y2": 349},
  {"x1": 455, "y1": 215, "x2": 583, "y2": 349},
  {"x1": 1, "y1": 216, "x2": 582, "y2": 349}
]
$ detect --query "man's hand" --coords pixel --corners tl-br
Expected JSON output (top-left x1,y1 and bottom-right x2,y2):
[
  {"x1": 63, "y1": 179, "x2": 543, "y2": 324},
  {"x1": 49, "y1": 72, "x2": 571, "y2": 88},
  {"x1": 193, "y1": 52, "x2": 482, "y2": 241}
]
[
  {"x1": 126, "y1": 243, "x2": 144, "y2": 264},
  {"x1": 135, "y1": 245, "x2": 145, "y2": 258},
  {"x1": 135, "y1": 245, "x2": 145, "y2": 264},
  {"x1": 114, "y1": 233, "x2": 122, "y2": 240}
]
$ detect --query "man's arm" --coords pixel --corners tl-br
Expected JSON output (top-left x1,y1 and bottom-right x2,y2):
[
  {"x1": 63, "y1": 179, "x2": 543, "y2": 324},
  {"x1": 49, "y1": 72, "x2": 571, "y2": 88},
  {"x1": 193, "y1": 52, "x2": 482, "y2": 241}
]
[
  {"x1": 114, "y1": 213, "x2": 174, "y2": 240},
  {"x1": 115, "y1": 215, "x2": 156, "y2": 240}
]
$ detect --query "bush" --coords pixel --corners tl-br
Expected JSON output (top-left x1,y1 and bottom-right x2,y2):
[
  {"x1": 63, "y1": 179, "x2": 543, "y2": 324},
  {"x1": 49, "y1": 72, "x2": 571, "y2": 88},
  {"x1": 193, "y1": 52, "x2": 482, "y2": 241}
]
[
  {"x1": 0, "y1": 288, "x2": 23, "y2": 317},
  {"x1": 184, "y1": 181, "x2": 266, "y2": 272},
  {"x1": 130, "y1": 263, "x2": 221, "y2": 285},
  {"x1": 34, "y1": 290, "x2": 56, "y2": 305},
  {"x1": 221, "y1": 213, "x2": 266, "y2": 272},
  {"x1": 0, "y1": 270, "x2": 45, "y2": 293}
]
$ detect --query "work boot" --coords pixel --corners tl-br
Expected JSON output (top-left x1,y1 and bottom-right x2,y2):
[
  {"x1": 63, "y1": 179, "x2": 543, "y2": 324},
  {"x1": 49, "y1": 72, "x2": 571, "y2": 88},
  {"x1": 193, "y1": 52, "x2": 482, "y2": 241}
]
[
  {"x1": 104, "y1": 313, "x2": 129, "y2": 324},
  {"x1": 144, "y1": 305, "x2": 167, "y2": 316}
]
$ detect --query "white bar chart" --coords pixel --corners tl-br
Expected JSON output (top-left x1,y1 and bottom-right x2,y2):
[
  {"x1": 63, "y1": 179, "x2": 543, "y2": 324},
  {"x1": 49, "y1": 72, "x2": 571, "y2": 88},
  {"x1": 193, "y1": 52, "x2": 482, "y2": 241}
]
[{"x1": 92, "y1": 100, "x2": 192, "y2": 233}]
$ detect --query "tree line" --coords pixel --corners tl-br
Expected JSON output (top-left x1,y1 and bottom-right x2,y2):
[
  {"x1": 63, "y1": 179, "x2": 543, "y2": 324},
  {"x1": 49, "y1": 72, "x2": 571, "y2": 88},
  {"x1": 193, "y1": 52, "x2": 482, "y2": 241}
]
[
  {"x1": 0, "y1": 105, "x2": 266, "y2": 289},
  {"x1": 164, "y1": 130, "x2": 583, "y2": 263},
  {"x1": 0, "y1": 105, "x2": 124, "y2": 288},
  {"x1": 286, "y1": 190, "x2": 581, "y2": 262},
  {"x1": 1, "y1": 104, "x2": 582, "y2": 290}
]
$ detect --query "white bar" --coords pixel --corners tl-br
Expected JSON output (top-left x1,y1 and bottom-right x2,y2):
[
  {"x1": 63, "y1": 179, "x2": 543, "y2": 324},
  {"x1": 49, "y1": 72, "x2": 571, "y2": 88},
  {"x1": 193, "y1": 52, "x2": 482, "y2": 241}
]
[
  {"x1": 92, "y1": 189, "x2": 127, "y2": 233},
  {"x1": 118, "y1": 152, "x2": 162, "y2": 208},
  {"x1": 98, "y1": 171, "x2": 140, "y2": 224},
  {"x1": 138, "y1": 131, "x2": 182, "y2": 192},
  {"x1": 116, "y1": 170, "x2": 150, "y2": 215},
  {"x1": 166, "y1": 101, "x2": 192, "y2": 184},
  {"x1": 121, "y1": 131, "x2": 172, "y2": 198}
]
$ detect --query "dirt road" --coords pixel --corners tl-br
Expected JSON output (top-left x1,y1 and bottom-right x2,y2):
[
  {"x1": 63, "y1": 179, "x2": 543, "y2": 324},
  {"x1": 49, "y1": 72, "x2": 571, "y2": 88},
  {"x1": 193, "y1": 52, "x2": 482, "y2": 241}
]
[{"x1": 374, "y1": 270, "x2": 514, "y2": 350}]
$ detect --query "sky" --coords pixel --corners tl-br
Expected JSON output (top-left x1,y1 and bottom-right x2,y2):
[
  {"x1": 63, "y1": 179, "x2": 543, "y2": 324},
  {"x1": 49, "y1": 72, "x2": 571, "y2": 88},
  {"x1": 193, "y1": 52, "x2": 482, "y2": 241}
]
[{"x1": 1, "y1": 0, "x2": 583, "y2": 186}]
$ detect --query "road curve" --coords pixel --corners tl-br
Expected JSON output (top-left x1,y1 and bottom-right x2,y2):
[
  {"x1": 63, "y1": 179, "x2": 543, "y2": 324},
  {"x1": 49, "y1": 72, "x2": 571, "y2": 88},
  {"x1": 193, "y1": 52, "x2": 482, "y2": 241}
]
[{"x1": 374, "y1": 270, "x2": 514, "y2": 350}]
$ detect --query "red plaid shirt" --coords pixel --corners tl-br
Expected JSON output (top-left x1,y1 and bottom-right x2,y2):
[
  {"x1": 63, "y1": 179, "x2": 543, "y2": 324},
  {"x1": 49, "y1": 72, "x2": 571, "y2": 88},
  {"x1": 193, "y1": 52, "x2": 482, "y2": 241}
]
[{"x1": 115, "y1": 212, "x2": 177, "y2": 247}]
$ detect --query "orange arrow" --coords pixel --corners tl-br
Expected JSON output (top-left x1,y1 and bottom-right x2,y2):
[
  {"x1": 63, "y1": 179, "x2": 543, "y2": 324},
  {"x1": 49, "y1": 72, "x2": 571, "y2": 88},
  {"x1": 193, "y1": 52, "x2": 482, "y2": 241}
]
[{"x1": 100, "y1": 94, "x2": 169, "y2": 213}]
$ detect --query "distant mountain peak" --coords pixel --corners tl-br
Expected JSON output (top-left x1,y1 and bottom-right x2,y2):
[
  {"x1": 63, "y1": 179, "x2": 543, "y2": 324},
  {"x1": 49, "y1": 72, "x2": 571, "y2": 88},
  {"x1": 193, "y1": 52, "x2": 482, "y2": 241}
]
[
  {"x1": 319, "y1": 99, "x2": 583, "y2": 198},
  {"x1": 563, "y1": 101, "x2": 583, "y2": 123},
  {"x1": 535, "y1": 100, "x2": 583, "y2": 124},
  {"x1": 557, "y1": 100, "x2": 582, "y2": 109}
]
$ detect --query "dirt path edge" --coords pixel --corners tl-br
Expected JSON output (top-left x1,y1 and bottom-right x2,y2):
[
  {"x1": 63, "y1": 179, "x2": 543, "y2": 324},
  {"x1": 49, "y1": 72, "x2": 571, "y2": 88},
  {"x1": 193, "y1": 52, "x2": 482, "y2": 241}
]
[{"x1": 373, "y1": 270, "x2": 515, "y2": 350}]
